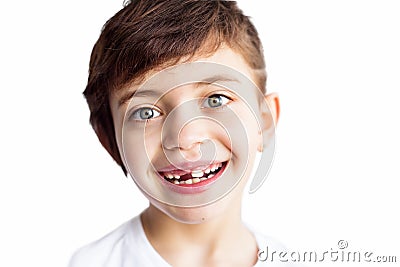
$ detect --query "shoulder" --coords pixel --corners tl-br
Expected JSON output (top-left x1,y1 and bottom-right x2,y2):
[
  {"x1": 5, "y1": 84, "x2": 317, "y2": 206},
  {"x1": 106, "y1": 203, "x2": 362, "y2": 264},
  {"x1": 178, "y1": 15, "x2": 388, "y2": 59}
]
[{"x1": 68, "y1": 217, "x2": 136, "y2": 267}]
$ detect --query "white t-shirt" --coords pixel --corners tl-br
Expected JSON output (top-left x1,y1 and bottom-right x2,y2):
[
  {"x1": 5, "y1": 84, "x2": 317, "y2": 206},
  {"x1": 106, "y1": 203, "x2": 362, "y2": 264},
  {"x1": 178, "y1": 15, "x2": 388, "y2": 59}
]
[{"x1": 68, "y1": 216, "x2": 298, "y2": 267}]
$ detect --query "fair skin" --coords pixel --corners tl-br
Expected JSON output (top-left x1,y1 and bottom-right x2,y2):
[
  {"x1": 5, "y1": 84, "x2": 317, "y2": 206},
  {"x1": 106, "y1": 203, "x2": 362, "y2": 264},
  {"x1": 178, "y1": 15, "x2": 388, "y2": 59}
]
[{"x1": 108, "y1": 47, "x2": 279, "y2": 267}]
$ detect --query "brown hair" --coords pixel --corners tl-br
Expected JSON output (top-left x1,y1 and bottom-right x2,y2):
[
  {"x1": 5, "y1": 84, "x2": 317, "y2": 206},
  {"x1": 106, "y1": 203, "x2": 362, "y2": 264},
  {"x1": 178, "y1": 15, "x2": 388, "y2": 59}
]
[{"x1": 84, "y1": 0, "x2": 266, "y2": 174}]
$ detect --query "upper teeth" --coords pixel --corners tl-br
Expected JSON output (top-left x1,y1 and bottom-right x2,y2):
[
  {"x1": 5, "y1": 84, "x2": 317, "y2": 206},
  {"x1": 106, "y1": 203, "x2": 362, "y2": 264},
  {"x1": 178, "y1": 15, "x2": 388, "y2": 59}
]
[
  {"x1": 165, "y1": 174, "x2": 180, "y2": 179},
  {"x1": 191, "y1": 170, "x2": 204, "y2": 178},
  {"x1": 162, "y1": 162, "x2": 223, "y2": 183}
]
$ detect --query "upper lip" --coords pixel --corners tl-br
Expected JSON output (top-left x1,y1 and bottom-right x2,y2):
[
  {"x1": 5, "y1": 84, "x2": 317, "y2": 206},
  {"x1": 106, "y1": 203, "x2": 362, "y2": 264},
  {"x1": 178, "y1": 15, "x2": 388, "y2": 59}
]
[{"x1": 157, "y1": 160, "x2": 225, "y2": 172}]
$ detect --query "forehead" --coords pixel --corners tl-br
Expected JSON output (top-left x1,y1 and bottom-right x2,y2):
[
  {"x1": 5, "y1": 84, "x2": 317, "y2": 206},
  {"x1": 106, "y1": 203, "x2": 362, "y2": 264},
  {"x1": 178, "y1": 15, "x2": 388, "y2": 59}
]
[{"x1": 112, "y1": 47, "x2": 260, "y2": 105}]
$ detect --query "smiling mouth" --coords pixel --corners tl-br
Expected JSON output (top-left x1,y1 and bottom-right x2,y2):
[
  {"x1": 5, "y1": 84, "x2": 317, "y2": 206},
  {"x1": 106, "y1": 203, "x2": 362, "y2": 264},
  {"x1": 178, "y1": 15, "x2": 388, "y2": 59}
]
[{"x1": 159, "y1": 161, "x2": 227, "y2": 186}]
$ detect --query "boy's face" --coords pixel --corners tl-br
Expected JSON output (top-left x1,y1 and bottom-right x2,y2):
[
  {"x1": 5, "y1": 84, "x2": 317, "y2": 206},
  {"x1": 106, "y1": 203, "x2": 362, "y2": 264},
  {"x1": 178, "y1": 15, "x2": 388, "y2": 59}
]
[{"x1": 109, "y1": 47, "x2": 277, "y2": 223}]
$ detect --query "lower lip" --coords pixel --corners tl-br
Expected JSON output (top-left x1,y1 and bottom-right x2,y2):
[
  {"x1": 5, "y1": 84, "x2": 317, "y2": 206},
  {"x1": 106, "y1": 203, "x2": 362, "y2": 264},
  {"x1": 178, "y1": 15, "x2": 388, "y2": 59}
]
[{"x1": 158, "y1": 162, "x2": 227, "y2": 194}]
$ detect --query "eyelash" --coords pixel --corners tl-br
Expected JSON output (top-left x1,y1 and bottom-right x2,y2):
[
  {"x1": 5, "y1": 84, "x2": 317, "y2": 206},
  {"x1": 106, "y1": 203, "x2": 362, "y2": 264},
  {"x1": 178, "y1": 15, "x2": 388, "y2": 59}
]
[
  {"x1": 129, "y1": 106, "x2": 162, "y2": 121},
  {"x1": 201, "y1": 94, "x2": 232, "y2": 109},
  {"x1": 128, "y1": 93, "x2": 233, "y2": 122}
]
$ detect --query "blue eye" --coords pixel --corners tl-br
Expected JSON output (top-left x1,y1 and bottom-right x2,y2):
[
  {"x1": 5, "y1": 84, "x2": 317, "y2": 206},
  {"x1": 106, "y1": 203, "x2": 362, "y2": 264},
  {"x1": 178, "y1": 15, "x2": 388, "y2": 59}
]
[
  {"x1": 203, "y1": 94, "x2": 231, "y2": 108},
  {"x1": 130, "y1": 107, "x2": 161, "y2": 120}
]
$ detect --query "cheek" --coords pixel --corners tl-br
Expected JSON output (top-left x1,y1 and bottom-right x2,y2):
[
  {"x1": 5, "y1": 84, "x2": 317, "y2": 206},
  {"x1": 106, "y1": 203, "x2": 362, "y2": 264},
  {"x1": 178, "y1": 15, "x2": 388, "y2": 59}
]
[
  {"x1": 212, "y1": 122, "x2": 232, "y2": 151},
  {"x1": 247, "y1": 120, "x2": 262, "y2": 150},
  {"x1": 228, "y1": 106, "x2": 261, "y2": 154},
  {"x1": 121, "y1": 126, "x2": 161, "y2": 175}
]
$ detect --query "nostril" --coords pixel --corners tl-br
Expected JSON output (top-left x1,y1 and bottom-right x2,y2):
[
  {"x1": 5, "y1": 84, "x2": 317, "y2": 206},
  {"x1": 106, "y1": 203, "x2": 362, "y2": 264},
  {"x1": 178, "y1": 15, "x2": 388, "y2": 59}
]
[{"x1": 178, "y1": 143, "x2": 203, "y2": 162}]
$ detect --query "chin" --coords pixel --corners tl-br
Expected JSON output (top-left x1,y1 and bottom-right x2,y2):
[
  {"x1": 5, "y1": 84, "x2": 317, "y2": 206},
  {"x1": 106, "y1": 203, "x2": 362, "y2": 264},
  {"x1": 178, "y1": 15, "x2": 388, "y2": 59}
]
[{"x1": 150, "y1": 189, "x2": 241, "y2": 224}]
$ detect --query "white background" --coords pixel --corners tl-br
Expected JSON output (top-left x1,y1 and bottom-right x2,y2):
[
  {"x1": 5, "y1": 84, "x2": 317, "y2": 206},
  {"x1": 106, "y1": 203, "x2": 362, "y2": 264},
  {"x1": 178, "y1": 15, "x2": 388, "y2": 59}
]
[{"x1": 0, "y1": 1, "x2": 399, "y2": 266}]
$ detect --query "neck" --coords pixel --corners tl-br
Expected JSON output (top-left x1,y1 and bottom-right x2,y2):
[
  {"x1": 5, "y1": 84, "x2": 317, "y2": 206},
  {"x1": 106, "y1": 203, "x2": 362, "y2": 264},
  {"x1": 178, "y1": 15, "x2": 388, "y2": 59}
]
[{"x1": 140, "y1": 200, "x2": 258, "y2": 266}]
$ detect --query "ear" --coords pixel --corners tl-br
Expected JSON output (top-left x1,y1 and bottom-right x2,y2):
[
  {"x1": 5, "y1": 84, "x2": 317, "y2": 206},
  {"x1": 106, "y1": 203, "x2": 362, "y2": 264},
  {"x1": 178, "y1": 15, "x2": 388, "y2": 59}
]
[
  {"x1": 265, "y1": 92, "x2": 280, "y2": 126},
  {"x1": 257, "y1": 92, "x2": 280, "y2": 152}
]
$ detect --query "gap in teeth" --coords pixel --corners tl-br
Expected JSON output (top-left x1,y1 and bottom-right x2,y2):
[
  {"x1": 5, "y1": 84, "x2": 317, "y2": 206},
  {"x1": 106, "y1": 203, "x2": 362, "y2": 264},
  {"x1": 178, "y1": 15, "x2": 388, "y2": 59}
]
[{"x1": 164, "y1": 163, "x2": 223, "y2": 184}]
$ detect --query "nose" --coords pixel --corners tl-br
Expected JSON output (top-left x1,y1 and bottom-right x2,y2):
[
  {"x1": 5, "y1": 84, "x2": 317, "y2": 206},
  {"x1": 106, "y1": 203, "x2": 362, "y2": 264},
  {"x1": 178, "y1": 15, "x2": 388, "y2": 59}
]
[{"x1": 162, "y1": 103, "x2": 210, "y2": 155}]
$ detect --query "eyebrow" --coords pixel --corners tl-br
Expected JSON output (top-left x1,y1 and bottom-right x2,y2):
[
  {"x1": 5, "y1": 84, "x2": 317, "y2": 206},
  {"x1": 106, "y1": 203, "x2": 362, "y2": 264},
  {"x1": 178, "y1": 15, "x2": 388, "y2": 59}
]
[
  {"x1": 117, "y1": 75, "x2": 239, "y2": 107},
  {"x1": 118, "y1": 89, "x2": 160, "y2": 107}
]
